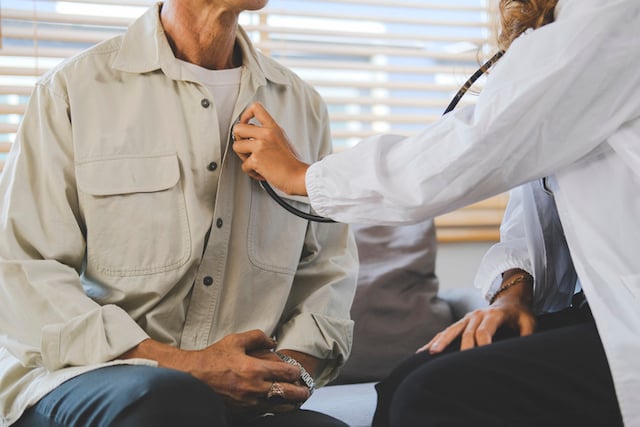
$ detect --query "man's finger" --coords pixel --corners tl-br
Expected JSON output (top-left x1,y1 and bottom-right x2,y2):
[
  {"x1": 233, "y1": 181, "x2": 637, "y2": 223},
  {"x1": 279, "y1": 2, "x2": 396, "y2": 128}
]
[
  {"x1": 234, "y1": 329, "x2": 276, "y2": 352},
  {"x1": 261, "y1": 359, "x2": 302, "y2": 383}
]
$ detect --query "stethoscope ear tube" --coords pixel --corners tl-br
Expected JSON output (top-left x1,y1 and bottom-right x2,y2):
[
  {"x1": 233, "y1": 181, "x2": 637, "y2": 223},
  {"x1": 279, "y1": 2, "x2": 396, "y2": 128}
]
[{"x1": 264, "y1": 50, "x2": 505, "y2": 223}]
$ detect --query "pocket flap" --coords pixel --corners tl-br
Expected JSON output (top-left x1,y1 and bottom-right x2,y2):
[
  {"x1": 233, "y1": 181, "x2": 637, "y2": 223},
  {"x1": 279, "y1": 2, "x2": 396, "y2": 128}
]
[{"x1": 77, "y1": 154, "x2": 180, "y2": 196}]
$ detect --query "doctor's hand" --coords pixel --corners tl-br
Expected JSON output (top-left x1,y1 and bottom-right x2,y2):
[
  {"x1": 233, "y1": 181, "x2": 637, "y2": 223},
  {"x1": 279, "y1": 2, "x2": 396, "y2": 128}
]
[
  {"x1": 418, "y1": 270, "x2": 535, "y2": 354},
  {"x1": 232, "y1": 102, "x2": 310, "y2": 196}
]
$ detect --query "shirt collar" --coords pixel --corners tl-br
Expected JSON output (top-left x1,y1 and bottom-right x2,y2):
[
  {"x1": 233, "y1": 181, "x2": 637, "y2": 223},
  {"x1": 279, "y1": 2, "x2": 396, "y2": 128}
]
[{"x1": 112, "y1": 2, "x2": 290, "y2": 87}]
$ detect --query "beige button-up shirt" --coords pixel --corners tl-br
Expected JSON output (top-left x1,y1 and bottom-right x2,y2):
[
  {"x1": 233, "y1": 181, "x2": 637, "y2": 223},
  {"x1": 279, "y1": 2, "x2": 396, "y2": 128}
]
[{"x1": 0, "y1": 4, "x2": 357, "y2": 425}]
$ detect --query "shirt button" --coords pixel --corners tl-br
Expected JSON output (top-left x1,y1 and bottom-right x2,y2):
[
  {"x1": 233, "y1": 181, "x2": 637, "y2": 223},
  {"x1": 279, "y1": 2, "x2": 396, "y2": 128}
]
[
  {"x1": 203, "y1": 276, "x2": 213, "y2": 286},
  {"x1": 216, "y1": 218, "x2": 223, "y2": 228},
  {"x1": 201, "y1": 98, "x2": 211, "y2": 108},
  {"x1": 207, "y1": 161, "x2": 218, "y2": 171}
]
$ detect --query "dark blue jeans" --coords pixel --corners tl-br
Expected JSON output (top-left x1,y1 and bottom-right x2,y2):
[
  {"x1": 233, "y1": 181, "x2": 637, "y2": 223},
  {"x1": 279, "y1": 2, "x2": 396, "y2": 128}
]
[{"x1": 14, "y1": 365, "x2": 346, "y2": 427}]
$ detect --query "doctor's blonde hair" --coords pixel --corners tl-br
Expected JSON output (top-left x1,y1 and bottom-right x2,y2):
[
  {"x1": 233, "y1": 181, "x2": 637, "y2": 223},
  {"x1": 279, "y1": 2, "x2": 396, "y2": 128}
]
[{"x1": 498, "y1": 0, "x2": 558, "y2": 50}]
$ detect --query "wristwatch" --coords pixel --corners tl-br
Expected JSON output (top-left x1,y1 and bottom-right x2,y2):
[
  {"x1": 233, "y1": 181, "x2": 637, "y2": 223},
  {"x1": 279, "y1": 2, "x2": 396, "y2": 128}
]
[{"x1": 275, "y1": 351, "x2": 315, "y2": 395}]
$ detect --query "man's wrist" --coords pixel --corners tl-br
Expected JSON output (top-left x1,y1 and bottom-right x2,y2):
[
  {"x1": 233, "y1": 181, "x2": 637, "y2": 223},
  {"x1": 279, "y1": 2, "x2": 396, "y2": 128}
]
[{"x1": 275, "y1": 351, "x2": 315, "y2": 395}]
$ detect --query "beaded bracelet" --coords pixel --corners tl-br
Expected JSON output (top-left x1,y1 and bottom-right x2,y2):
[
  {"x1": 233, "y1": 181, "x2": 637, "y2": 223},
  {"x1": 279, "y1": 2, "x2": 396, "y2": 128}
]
[{"x1": 489, "y1": 273, "x2": 532, "y2": 305}]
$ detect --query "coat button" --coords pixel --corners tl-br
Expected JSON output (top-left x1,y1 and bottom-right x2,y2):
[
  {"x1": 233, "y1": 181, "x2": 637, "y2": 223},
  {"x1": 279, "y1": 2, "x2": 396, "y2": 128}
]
[
  {"x1": 216, "y1": 218, "x2": 223, "y2": 228},
  {"x1": 203, "y1": 276, "x2": 213, "y2": 286},
  {"x1": 207, "y1": 161, "x2": 218, "y2": 171},
  {"x1": 201, "y1": 98, "x2": 211, "y2": 108}
]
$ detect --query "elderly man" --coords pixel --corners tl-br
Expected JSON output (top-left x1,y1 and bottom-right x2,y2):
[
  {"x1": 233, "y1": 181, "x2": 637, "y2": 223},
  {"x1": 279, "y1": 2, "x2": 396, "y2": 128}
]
[{"x1": 0, "y1": 1, "x2": 357, "y2": 426}]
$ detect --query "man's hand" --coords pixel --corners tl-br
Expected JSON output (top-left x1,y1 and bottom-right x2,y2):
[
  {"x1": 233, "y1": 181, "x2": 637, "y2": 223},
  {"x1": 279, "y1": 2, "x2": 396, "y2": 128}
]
[
  {"x1": 232, "y1": 102, "x2": 309, "y2": 196},
  {"x1": 120, "y1": 329, "x2": 310, "y2": 413}
]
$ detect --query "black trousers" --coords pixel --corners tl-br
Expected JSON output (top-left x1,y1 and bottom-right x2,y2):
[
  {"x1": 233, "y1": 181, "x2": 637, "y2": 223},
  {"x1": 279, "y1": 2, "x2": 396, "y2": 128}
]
[
  {"x1": 14, "y1": 365, "x2": 346, "y2": 427},
  {"x1": 373, "y1": 304, "x2": 624, "y2": 427}
]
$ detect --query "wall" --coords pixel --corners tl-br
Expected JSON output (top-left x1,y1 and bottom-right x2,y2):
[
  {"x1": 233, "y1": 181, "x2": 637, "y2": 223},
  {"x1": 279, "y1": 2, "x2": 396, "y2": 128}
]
[{"x1": 435, "y1": 241, "x2": 494, "y2": 290}]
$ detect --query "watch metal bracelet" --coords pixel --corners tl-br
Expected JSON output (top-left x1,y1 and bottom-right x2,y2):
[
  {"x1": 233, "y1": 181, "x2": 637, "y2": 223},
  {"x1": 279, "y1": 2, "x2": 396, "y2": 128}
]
[{"x1": 275, "y1": 351, "x2": 315, "y2": 395}]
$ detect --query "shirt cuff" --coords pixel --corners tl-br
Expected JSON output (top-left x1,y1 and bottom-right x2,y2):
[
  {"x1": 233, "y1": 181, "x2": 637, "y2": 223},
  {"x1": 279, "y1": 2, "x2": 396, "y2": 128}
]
[
  {"x1": 41, "y1": 304, "x2": 149, "y2": 371},
  {"x1": 276, "y1": 312, "x2": 354, "y2": 387},
  {"x1": 474, "y1": 245, "x2": 535, "y2": 303}
]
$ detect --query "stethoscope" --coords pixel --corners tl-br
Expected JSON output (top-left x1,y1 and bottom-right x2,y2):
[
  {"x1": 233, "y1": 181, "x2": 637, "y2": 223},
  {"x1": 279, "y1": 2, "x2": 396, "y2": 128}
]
[{"x1": 261, "y1": 50, "x2": 505, "y2": 223}]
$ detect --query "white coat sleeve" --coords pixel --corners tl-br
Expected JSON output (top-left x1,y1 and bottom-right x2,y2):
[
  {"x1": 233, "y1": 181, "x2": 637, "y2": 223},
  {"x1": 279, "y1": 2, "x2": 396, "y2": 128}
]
[
  {"x1": 307, "y1": 1, "x2": 640, "y2": 225},
  {"x1": 0, "y1": 81, "x2": 148, "y2": 371},
  {"x1": 473, "y1": 186, "x2": 534, "y2": 302}
]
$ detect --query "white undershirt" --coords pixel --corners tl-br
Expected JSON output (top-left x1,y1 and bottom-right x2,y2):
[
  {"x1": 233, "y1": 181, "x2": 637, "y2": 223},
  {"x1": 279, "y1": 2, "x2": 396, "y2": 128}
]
[{"x1": 179, "y1": 60, "x2": 242, "y2": 155}]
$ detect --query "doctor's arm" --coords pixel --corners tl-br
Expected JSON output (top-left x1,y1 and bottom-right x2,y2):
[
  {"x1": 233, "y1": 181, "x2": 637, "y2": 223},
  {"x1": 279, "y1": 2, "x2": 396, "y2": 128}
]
[{"x1": 419, "y1": 187, "x2": 537, "y2": 354}]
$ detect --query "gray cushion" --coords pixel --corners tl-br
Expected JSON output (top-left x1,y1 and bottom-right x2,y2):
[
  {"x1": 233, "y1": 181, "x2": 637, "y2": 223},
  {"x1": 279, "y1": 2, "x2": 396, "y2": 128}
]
[{"x1": 332, "y1": 220, "x2": 453, "y2": 384}]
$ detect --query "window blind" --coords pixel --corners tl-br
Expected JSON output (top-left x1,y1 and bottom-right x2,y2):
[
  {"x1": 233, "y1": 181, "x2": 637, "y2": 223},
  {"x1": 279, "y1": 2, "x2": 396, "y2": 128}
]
[{"x1": 0, "y1": 0, "x2": 506, "y2": 242}]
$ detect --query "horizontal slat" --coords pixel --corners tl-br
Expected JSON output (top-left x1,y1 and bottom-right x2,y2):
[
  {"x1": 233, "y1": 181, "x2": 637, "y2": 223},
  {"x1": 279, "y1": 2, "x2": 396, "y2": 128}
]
[
  {"x1": 435, "y1": 194, "x2": 508, "y2": 243},
  {"x1": 436, "y1": 227, "x2": 499, "y2": 243},
  {"x1": 258, "y1": 41, "x2": 482, "y2": 61},
  {"x1": 244, "y1": 25, "x2": 487, "y2": 45},
  {"x1": 329, "y1": 113, "x2": 442, "y2": 123},
  {"x1": 0, "y1": 85, "x2": 35, "y2": 96},
  {"x1": 0, "y1": 46, "x2": 79, "y2": 59},
  {"x1": 282, "y1": 0, "x2": 486, "y2": 12},
  {"x1": 458, "y1": 193, "x2": 509, "y2": 210},
  {"x1": 0, "y1": 105, "x2": 25, "y2": 115},
  {"x1": 3, "y1": 26, "x2": 122, "y2": 45},
  {"x1": 0, "y1": 123, "x2": 19, "y2": 134},
  {"x1": 0, "y1": 142, "x2": 12, "y2": 153},
  {"x1": 309, "y1": 80, "x2": 469, "y2": 92},
  {"x1": 322, "y1": 97, "x2": 473, "y2": 108},
  {"x1": 262, "y1": 8, "x2": 491, "y2": 29},
  {"x1": 35, "y1": 0, "x2": 153, "y2": 6},
  {"x1": 281, "y1": 59, "x2": 482, "y2": 75},
  {"x1": 435, "y1": 209, "x2": 503, "y2": 228},
  {"x1": 331, "y1": 129, "x2": 436, "y2": 139},
  {"x1": 0, "y1": 66, "x2": 46, "y2": 77},
  {"x1": 37, "y1": 0, "x2": 484, "y2": 13},
  {"x1": 2, "y1": 8, "x2": 133, "y2": 27}
]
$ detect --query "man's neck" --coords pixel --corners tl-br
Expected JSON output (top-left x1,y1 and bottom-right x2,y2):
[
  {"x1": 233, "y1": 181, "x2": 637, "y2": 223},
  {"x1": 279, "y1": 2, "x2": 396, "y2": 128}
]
[{"x1": 160, "y1": 0, "x2": 241, "y2": 70}]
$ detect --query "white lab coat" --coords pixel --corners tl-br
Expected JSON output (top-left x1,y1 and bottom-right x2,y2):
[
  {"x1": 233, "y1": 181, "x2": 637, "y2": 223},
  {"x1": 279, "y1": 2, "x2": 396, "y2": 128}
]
[{"x1": 305, "y1": 0, "x2": 640, "y2": 424}]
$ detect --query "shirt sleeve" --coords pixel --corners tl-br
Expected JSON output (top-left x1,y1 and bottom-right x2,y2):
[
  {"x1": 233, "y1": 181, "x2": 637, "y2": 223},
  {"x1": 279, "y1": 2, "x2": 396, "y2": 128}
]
[
  {"x1": 307, "y1": 1, "x2": 640, "y2": 225},
  {"x1": 0, "y1": 80, "x2": 148, "y2": 372}
]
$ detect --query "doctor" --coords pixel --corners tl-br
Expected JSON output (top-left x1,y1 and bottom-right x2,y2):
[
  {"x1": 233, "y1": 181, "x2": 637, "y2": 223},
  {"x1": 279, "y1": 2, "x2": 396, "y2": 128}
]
[{"x1": 233, "y1": 0, "x2": 640, "y2": 425}]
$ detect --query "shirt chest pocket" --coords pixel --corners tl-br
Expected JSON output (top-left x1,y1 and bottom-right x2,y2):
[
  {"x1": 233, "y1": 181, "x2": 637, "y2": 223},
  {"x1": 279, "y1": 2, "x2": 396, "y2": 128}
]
[
  {"x1": 247, "y1": 184, "x2": 310, "y2": 275},
  {"x1": 76, "y1": 154, "x2": 191, "y2": 276}
]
